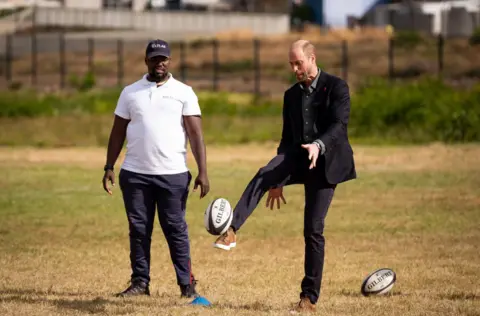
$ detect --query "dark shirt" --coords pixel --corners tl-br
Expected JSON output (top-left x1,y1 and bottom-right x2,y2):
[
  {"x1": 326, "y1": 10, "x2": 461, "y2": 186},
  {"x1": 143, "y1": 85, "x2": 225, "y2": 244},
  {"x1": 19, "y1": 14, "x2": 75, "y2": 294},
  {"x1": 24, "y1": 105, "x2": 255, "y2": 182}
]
[
  {"x1": 299, "y1": 69, "x2": 320, "y2": 143},
  {"x1": 299, "y1": 69, "x2": 325, "y2": 153}
]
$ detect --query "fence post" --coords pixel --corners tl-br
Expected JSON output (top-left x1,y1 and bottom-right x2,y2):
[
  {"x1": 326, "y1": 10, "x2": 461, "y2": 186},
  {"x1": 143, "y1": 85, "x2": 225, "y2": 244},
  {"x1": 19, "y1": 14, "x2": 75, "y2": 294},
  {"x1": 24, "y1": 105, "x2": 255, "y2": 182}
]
[
  {"x1": 88, "y1": 38, "x2": 94, "y2": 74},
  {"x1": 388, "y1": 37, "x2": 394, "y2": 80},
  {"x1": 5, "y1": 34, "x2": 12, "y2": 83},
  {"x1": 117, "y1": 39, "x2": 124, "y2": 87},
  {"x1": 341, "y1": 40, "x2": 348, "y2": 81},
  {"x1": 59, "y1": 30, "x2": 66, "y2": 88},
  {"x1": 180, "y1": 41, "x2": 186, "y2": 83},
  {"x1": 212, "y1": 39, "x2": 219, "y2": 92},
  {"x1": 31, "y1": 22, "x2": 37, "y2": 86},
  {"x1": 437, "y1": 34, "x2": 444, "y2": 78},
  {"x1": 253, "y1": 38, "x2": 260, "y2": 98}
]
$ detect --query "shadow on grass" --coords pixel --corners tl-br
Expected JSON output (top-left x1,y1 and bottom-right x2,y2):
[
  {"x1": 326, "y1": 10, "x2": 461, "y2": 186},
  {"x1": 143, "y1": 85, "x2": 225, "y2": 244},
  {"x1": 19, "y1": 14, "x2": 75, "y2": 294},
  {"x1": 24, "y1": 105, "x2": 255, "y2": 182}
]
[
  {"x1": 0, "y1": 288, "x2": 87, "y2": 297},
  {"x1": 0, "y1": 288, "x2": 151, "y2": 314},
  {"x1": 216, "y1": 301, "x2": 284, "y2": 312},
  {"x1": 0, "y1": 290, "x2": 280, "y2": 314},
  {"x1": 54, "y1": 297, "x2": 110, "y2": 314},
  {"x1": 338, "y1": 289, "x2": 404, "y2": 297},
  {"x1": 0, "y1": 294, "x2": 110, "y2": 314},
  {"x1": 0, "y1": 287, "x2": 218, "y2": 313},
  {"x1": 439, "y1": 292, "x2": 478, "y2": 301}
]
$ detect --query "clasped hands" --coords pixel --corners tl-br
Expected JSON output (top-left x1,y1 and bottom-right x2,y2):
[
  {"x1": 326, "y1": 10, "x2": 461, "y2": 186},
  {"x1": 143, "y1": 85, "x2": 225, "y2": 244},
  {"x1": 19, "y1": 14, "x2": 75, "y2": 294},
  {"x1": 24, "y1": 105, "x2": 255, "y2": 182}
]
[{"x1": 266, "y1": 142, "x2": 320, "y2": 210}]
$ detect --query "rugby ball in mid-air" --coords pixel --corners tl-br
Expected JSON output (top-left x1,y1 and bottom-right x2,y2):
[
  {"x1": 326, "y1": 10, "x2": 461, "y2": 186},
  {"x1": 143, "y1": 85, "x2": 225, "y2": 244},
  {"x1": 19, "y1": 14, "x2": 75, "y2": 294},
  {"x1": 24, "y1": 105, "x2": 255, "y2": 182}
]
[
  {"x1": 361, "y1": 268, "x2": 396, "y2": 296},
  {"x1": 204, "y1": 198, "x2": 233, "y2": 235}
]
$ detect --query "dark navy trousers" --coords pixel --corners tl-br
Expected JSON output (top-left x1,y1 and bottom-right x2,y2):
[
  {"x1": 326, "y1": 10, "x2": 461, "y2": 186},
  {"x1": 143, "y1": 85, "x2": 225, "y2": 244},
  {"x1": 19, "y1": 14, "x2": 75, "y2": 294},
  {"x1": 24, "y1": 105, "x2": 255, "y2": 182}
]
[
  {"x1": 119, "y1": 168, "x2": 194, "y2": 286},
  {"x1": 230, "y1": 150, "x2": 336, "y2": 304}
]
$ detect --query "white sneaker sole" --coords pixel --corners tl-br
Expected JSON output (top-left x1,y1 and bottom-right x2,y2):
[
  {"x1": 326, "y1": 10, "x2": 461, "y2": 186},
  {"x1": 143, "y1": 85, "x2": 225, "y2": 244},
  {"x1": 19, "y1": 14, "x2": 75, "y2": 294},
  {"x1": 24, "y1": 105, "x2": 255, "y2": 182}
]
[{"x1": 213, "y1": 242, "x2": 236, "y2": 251}]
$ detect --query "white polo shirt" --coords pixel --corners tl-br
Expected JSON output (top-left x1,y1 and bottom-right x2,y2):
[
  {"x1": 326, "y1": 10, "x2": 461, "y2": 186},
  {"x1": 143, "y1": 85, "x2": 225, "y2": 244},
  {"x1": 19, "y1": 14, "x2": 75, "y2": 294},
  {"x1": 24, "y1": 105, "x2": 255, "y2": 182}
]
[{"x1": 114, "y1": 74, "x2": 201, "y2": 175}]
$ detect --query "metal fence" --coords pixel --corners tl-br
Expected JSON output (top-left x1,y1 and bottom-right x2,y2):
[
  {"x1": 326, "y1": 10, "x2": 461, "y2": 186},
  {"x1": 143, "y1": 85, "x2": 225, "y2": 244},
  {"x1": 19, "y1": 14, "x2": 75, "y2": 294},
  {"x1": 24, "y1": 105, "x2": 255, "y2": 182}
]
[{"x1": 1, "y1": 31, "x2": 480, "y2": 96}]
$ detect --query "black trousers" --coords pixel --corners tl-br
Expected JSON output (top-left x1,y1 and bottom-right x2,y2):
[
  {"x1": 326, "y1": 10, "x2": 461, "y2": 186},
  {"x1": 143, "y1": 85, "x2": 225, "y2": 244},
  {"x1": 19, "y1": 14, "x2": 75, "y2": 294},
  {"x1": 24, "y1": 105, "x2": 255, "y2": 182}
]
[
  {"x1": 230, "y1": 150, "x2": 336, "y2": 304},
  {"x1": 119, "y1": 169, "x2": 194, "y2": 286}
]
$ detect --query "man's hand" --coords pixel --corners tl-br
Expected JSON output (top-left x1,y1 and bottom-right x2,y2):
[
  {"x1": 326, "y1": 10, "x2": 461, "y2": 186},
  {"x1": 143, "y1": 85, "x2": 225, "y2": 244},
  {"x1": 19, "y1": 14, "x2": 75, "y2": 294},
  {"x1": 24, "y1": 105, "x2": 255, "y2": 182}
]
[
  {"x1": 301, "y1": 143, "x2": 320, "y2": 169},
  {"x1": 266, "y1": 187, "x2": 287, "y2": 210},
  {"x1": 193, "y1": 172, "x2": 209, "y2": 198},
  {"x1": 102, "y1": 170, "x2": 115, "y2": 195}
]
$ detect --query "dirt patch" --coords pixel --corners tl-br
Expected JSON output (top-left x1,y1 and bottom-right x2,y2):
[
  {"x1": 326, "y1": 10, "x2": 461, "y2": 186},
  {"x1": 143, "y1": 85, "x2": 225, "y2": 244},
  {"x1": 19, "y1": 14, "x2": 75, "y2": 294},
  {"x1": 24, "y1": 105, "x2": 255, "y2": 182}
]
[
  {"x1": 352, "y1": 143, "x2": 480, "y2": 171},
  {"x1": 0, "y1": 143, "x2": 479, "y2": 172}
]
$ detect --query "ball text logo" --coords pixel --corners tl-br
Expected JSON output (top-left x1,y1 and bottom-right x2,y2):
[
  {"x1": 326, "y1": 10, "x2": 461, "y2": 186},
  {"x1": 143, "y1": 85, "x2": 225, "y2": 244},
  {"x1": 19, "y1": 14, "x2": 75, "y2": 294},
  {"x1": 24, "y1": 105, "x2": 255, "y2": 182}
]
[
  {"x1": 367, "y1": 271, "x2": 393, "y2": 290},
  {"x1": 215, "y1": 199, "x2": 227, "y2": 224}
]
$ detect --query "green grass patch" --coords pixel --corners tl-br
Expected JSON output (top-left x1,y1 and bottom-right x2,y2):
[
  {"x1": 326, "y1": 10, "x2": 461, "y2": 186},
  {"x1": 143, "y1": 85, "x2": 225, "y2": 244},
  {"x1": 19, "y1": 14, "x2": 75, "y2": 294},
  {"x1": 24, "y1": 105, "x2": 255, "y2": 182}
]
[
  {"x1": 0, "y1": 89, "x2": 281, "y2": 118},
  {"x1": 0, "y1": 77, "x2": 479, "y2": 146},
  {"x1": 350, "y1": 77, "x2": 480, "y2": 143},
  {"x1": 1, "y1": 155, "x2": 479, "y2": 243}
]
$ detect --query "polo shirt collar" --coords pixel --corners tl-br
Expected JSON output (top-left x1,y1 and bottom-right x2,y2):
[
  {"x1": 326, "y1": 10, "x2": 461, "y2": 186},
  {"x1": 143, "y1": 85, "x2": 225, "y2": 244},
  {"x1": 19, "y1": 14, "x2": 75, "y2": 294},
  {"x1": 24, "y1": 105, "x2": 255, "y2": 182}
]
[{"x1": 141, "y1": 73, "x2": 173, "y2": 87}]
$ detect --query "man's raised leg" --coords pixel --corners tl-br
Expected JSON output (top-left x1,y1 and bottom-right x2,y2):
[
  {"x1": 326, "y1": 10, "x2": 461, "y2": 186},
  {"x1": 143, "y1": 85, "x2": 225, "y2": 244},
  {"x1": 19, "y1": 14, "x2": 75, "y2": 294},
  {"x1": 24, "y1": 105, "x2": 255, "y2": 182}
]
[{"x1": 214, "y1": 153, "x2": 298, "y2": 250}]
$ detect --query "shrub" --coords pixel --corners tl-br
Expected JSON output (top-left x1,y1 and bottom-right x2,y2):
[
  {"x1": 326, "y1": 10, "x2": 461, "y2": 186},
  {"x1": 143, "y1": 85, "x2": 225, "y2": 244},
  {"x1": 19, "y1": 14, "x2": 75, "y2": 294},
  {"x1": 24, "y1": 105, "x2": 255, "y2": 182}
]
[
  {"x1": 393, "y1": 30, "x2": 424, "y2": 49},
  {"x1": 0, "y1": 77, "x2": 479, "y2": 143},
  {"x1": 69, "y1": 71, "x2": 96, "y2": 91},
  {"x1": 469, "y1": 27, "x2": 480, "y2": 46},
  {"x1": 351, "y1": 77, "x2": 480, "y2": 142}
]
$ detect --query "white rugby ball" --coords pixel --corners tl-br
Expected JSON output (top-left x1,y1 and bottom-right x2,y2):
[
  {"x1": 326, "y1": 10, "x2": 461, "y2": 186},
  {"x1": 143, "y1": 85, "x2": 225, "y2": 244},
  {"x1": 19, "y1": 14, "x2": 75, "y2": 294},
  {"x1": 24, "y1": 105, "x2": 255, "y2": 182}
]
[
  {"x1": 361, "y1": 268, "x2": 396, "y2": 296},
  {"x1": 204, "y1": 198, "x2": 233, "y2": 236}
]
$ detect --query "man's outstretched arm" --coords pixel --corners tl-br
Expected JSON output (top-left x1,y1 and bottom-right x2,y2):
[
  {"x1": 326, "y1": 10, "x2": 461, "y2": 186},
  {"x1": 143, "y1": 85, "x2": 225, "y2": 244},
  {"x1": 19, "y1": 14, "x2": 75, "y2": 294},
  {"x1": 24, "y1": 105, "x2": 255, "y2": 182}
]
[
  {"x1": 184, "y1": 115, "x2": 210, "y2": 198},
  {"x1": 103, "y1": 115, "x2": 129, "y2": 194}
]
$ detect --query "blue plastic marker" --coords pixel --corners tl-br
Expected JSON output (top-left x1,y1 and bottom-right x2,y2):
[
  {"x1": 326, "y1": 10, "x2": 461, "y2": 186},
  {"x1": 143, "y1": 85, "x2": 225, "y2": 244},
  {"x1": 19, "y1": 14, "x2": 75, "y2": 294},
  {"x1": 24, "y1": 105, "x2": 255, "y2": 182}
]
[{"x1": 190, "y1": 296, "x2": 212, "y2": 307}]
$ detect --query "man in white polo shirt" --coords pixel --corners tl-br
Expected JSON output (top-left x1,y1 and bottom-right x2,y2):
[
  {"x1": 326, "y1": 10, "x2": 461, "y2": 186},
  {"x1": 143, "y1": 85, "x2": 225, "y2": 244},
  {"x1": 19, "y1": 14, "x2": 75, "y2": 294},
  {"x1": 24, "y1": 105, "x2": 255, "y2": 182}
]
[{"x1": 102, "y1": 39, "x2": 210, "y2": 299}]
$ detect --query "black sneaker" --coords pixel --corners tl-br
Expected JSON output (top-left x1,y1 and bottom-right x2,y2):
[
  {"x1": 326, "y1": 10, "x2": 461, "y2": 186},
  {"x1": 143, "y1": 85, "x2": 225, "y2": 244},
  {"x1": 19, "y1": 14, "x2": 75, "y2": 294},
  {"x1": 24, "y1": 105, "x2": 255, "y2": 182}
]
[
  {"x1": 115, "y1": 280, "x2": 150, "y2": 297},
  {"x1": 180, "y1": 278, "x2": 199, "y2": 298}
]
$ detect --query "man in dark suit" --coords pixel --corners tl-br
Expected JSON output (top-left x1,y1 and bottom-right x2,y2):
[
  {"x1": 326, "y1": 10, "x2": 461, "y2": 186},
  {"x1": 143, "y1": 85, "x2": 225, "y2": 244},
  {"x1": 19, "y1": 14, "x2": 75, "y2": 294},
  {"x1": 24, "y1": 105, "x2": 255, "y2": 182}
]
[{"x1": 213, "y1": 39, "x2": 356, "y2": 313}]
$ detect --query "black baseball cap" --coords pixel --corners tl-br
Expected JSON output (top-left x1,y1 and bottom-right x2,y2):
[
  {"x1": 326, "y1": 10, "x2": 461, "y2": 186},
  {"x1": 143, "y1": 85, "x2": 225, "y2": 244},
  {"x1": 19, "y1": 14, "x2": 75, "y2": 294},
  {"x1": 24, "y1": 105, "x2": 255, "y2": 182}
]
[{"x1": 145, "y1": 39, "x2": 170, "y2": 59}]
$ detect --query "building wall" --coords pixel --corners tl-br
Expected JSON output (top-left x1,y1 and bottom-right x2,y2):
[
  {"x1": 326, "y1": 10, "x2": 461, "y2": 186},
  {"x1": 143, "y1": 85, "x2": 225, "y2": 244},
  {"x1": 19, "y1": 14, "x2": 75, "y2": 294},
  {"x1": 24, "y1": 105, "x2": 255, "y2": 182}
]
[
  {"x1": 391, "y1": 10, "x2": 434, "y2": 34},
  {"x1": 34, "y1": 7, "x2": 290, "y2": 36},
  {"x1": 63, "y1": 0, "x2": 102, "y2": 10},
  {"x1": 421, "y1": 0, "x2": 479, "y2": 34},
  {"x1": 445, "y1": 7, "x2": 475, "y2": 37},
  {"x1": 132, "y1": 0, "x2": 149, "y2": 11},
  {"x1": 366, "y1": 0, "x2": 479, "y2": 36}
]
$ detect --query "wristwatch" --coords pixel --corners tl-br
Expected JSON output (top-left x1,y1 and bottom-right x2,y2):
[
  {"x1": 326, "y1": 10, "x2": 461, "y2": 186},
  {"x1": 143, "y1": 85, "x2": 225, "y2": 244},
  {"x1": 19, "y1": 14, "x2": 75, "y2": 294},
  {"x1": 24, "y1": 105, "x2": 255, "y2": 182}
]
[{"x1": 104, "y1": 164, "x2": 114, "y2": 172}]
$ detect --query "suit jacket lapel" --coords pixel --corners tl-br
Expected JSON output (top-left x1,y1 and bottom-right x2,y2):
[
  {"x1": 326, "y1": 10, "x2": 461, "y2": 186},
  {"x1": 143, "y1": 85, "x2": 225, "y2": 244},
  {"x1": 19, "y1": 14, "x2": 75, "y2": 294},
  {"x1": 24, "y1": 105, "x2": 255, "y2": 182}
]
[{"x1": 287, "y1": 83, "x2": 302, "y2": 112}]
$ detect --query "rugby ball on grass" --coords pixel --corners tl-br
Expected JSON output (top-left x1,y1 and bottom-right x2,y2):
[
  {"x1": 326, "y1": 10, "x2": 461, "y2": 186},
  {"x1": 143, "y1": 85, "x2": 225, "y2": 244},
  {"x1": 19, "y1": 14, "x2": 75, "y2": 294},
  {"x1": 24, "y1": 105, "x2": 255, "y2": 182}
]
[
  {"x1": 361, "y1": 268, "x2": 396, "y2": 296},
  {"x1": 204, "y1": 198, "x2": 233, "y2": 235}
]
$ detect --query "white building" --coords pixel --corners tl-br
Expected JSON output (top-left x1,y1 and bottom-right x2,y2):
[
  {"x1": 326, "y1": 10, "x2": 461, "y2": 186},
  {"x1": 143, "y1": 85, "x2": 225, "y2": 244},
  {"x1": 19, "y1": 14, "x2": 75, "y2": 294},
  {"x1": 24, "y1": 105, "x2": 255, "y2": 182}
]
[{"x1": 362, "y1": 0, "x2": 480, "y2": 36}]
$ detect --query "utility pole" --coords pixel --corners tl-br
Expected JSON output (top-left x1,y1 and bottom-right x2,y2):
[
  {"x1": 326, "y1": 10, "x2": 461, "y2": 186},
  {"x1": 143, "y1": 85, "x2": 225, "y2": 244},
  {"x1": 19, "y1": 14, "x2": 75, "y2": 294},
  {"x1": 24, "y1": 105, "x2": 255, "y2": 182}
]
[
  {"x1": 403, "y1": 0, "x2": 416, "y2": 31},
  {"x1": 441, "y1": 0, "x2": 447, "y2": 38},
  {"x1": 477, "y1": 0, "x2": 480, "y2": 29}
]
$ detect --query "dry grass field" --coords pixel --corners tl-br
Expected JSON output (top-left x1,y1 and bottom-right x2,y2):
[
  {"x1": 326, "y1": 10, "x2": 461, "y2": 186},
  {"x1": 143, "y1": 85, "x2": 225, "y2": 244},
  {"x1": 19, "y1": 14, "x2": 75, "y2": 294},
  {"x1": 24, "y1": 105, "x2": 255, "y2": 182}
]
[
  {"x1": 0, "y1": 143, "x2": 479, "y2": 316},
  {"x1": 3, "y1": 27, "x2": 480, "y2": 94}
]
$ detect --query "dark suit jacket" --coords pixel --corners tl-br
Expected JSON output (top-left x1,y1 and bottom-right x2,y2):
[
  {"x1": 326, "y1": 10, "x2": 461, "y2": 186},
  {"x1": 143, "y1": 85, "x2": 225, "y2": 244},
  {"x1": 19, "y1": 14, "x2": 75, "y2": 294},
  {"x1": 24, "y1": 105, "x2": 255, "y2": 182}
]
[{"x1": 277, "y1": 70, "x2": 357, "y2": 185}]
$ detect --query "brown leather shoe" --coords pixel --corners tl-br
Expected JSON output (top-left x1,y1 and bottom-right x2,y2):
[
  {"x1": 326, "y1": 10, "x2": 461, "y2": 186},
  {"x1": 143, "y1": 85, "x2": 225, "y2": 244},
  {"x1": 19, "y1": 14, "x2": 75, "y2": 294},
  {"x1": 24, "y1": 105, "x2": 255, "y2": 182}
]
[
  {"x1": 290, "y1": 297, "x2": 316, "y2": 314},
  {"x1": 213, "y1": 227, "x2": 236, "y2": 251}
]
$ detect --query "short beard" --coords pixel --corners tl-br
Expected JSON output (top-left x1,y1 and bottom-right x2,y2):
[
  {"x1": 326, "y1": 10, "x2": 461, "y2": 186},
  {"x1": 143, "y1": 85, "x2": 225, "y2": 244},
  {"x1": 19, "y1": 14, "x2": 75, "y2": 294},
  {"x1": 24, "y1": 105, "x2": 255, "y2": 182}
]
[
  {"x1": 148, "y1": 70, "x2": 168, "y2": 83},
  {"x1": 297, "y1": 71, "x2": 308, "y2": 82},
  {"x1": 302, "y1": 66, "x2": 317, "y2": 83}
]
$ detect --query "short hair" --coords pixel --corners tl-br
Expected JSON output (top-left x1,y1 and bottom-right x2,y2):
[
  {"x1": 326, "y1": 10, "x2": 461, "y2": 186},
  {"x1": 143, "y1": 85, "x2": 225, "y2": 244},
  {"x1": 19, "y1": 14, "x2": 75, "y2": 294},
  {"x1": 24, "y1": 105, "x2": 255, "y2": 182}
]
[
  {"x1": 290, "y1": 40, "x2": 316, "y2": 57},
  {"x1": 302, "y1": 41, "x2": 315, "y2": 57}
]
